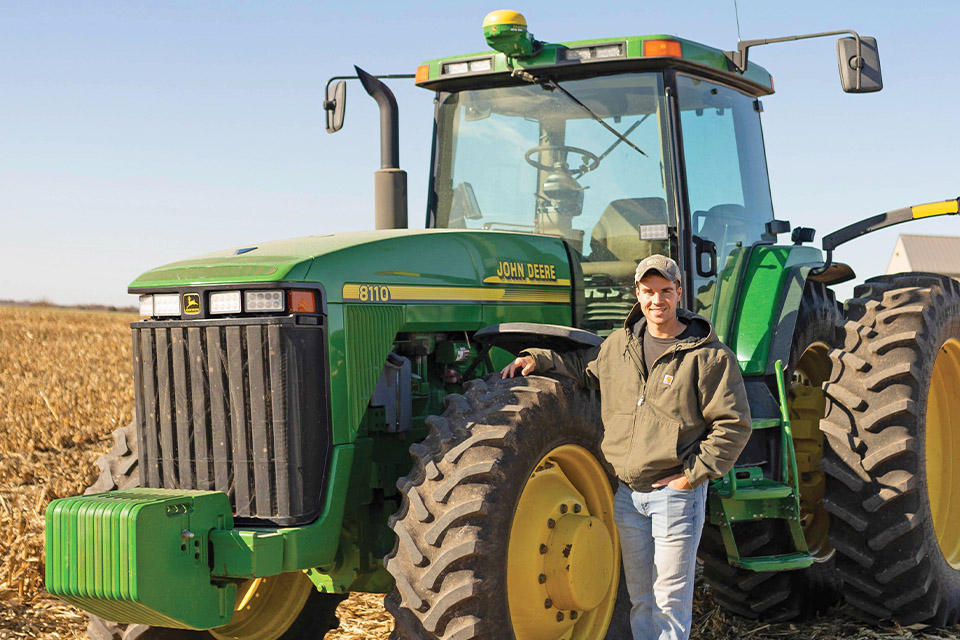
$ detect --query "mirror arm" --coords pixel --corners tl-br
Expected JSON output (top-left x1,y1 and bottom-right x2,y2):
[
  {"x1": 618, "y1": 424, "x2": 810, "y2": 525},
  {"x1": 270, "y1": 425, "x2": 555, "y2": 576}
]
[
  {"x1": 322, "y1": 72, "x2": 416, "y2": 133},
  {"x1": 323, "y1": 75, "x2": 354, "y2": 112},
  {"x1": 727, "y1": 29, "x2": 863, "y2": 89}
]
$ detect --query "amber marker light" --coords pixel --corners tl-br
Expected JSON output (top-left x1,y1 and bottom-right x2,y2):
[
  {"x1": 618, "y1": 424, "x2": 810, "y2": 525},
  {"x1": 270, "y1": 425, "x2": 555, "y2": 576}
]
[
  {"x1": 415, "y1": 65, "x2": 429, "y2": 83},
  {"x1": 288, "y1": 290, "x2": 316, "y2": 314},
  {"x1": 642, "y1": 40, "x2": 682, "y2": 58}
]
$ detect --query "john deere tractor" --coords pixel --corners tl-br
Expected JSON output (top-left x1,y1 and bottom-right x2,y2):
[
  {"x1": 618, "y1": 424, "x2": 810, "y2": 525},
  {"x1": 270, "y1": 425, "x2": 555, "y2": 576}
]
[{"x1": 45, "y1": 10, "x2": 960, "y2": 640}]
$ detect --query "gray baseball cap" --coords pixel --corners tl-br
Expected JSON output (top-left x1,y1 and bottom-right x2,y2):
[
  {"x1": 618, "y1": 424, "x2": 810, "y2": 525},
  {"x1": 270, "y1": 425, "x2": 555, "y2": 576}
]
[{"x1": 635, "y1": 254, "x2": 682, "y2": 284}]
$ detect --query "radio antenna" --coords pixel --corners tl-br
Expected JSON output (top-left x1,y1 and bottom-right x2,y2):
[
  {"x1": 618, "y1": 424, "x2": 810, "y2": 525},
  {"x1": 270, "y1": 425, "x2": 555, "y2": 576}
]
[{"x1": 733, "y1": 0, "x2": 742, "y2": 42}]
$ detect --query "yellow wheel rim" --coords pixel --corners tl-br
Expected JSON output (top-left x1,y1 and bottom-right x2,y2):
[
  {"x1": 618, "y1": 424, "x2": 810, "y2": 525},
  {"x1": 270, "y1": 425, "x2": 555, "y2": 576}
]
[
  {"x1": 507, "y1": 445, "x2": 620, "y2": 640},
  {"x1": 790, "y1": 342, "x2": 833, "y2": 560},
  {"x1": 926, "y1": 338, "x2": 960, "y2": 569},
  {"x1": 210, "y1": 571, "x2": 313, "y2": 640}
]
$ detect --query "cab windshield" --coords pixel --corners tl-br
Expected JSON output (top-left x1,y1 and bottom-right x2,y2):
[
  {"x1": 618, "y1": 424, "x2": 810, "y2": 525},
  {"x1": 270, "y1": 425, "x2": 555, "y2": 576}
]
[
  {"x1": 431, "y1": 73, "x2": 675, "y2": 330},
  {"x1": 430, "y1": 71, "x2": 777, "y2": 333}
]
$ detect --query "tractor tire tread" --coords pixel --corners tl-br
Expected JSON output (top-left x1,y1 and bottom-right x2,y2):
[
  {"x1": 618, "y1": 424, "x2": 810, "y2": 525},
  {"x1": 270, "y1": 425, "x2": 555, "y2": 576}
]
[{"x1": 822, "y1": 272, "x2": 960, "y2": 626}]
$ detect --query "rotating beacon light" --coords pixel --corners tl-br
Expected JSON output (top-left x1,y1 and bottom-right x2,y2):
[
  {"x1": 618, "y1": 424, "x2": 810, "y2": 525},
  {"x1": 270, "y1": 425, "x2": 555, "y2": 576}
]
[{"x1": 483, "y1": 10, "x2": 537, "y2": 58}]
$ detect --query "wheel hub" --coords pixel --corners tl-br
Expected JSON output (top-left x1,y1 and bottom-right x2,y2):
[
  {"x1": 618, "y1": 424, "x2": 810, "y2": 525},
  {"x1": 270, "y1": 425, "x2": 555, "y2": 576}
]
[
  {"x1": 926, "y1": 338, "x2": 960, "y2": 569},
  {"x1": 544, "y1": 515, "x2": 614, "y2": 611},
  {"x1": 507, "y1": 445, "x2": 619, "y2": 640}
]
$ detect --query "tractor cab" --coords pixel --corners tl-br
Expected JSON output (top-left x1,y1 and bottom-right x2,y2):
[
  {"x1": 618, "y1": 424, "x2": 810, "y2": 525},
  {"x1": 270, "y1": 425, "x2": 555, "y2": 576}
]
[{"x1": 419, "y1": 13, "x2": 778, "y2": 333}]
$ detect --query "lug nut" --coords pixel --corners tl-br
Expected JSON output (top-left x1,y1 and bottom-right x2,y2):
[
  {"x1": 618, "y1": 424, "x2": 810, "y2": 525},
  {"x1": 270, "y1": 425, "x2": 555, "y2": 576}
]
[
  {"x1": 544, "y1": 598, "x2": 553, "y2": 609},
  {"x1": 573, "y1": 504, "x2": 582, "y2": 513},
  {"x1": 538, "y1": 573, "x2": 547, "y2": 584},
  {"x1": 539, "y1": 544, "x2": 548, "y2": 554},
  {"x1": 547, "y1": 518, "x2": 556, "y2": 528},
  {"x1": 560, "y1": 504, "x2": 568, "y2": 514},
  {"x1": 556, "y1": 612, "x2": 564, "y2": 622},
  {"x1": 570, "y1": 611, "x2": 578, "y2": 619}
]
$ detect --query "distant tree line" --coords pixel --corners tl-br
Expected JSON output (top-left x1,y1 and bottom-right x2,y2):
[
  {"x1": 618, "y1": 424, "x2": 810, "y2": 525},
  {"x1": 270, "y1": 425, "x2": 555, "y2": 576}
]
[{"x1": 0, "y1": 299, "x2": 138, "y2": 313}]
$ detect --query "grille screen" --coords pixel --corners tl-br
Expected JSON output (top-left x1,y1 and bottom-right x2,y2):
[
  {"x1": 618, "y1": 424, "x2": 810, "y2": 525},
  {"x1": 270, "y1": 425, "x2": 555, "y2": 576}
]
[{"x1": 131, "y1": 316, "x2": 330, "y2": 526}]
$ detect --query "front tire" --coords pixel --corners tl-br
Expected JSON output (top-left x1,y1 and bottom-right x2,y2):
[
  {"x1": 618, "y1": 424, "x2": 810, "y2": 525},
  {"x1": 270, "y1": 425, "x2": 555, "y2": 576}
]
[
  {"x1": 384, "y1": 375, "x2": 630, "y2": 640},
  {"x1": 822, "y1": 273, "x2": 960, "y2": 625}
]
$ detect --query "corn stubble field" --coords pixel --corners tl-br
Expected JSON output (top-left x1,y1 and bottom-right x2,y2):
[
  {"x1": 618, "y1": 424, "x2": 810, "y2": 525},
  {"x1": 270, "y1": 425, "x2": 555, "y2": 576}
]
[{"x1": 1, "y1": 305, "x2": 957, "y2": 640}]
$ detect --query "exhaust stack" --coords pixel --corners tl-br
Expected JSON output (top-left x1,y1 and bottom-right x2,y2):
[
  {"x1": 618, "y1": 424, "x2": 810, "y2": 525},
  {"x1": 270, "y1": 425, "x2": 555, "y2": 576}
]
[{"x1": 356, "y1": 66, "x2": 408, "y2": 230}]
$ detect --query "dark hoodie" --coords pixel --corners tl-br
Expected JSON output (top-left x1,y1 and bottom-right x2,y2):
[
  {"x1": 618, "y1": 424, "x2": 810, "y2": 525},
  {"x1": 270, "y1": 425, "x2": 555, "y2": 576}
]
[{"x1": 522, "y1": 305, "x2": 751, "y2": 491}]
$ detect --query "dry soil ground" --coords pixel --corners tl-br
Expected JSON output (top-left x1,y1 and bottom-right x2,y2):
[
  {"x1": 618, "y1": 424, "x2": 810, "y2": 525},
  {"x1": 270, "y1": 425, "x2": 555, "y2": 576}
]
[{"x1": 0, "y1": 305, "x2": 956, "y2": 639}]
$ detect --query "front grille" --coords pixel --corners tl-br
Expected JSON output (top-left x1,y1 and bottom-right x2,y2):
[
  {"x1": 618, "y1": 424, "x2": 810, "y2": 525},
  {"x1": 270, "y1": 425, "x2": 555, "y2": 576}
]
[{"x1": 131, "y1": 315, "x2": 330, "y2": 526}]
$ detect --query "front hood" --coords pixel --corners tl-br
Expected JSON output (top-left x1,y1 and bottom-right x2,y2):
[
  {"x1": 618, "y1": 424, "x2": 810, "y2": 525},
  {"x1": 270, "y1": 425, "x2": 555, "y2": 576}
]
[
  {"x1": 129, "y1": 229, "x2": 575, "y2": 303},
  {"x1": 129, "y1": 231, "x2": 413, "y2": 289}
]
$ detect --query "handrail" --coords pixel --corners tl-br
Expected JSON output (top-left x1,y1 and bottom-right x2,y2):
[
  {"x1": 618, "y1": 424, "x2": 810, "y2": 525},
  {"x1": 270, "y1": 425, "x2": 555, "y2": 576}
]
[{"x1": 773, "y1": 360, "x2": 802, "y2": 505}]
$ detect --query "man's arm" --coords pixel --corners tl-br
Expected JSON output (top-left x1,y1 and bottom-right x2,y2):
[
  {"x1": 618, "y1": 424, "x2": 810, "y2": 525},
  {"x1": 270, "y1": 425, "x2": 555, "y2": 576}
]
[
  {"x1": 681, "y1": 351, "x2": 752, "y2": 488},
  {"x1": 500, "y1": 345, "x2": 601, "y2": 389}
]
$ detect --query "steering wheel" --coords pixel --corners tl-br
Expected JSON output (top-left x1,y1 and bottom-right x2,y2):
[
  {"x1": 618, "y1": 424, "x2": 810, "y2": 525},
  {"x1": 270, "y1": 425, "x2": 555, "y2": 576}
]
[{"x1": 524, "y1": 144, "x2": 601, "y2": 177}]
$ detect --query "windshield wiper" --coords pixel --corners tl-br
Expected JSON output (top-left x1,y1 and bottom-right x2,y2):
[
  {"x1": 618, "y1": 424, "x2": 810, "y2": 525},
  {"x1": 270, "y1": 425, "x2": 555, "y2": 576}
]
[
  {"x1": 509, "y1": 66, "x2": 649, "y2": 159},
  {"x1": 542, "y1": 78, "x2": 648, "y2": 157},
  {"x1": 595, "y1": 114, "x2": 651, "y2": 163}
]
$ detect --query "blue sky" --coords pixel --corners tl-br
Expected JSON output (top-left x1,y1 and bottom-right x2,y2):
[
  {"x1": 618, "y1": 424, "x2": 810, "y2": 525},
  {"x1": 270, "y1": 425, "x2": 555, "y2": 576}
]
[{"x1": 2, "y1": 1, "x2": 957, "y2": 307}]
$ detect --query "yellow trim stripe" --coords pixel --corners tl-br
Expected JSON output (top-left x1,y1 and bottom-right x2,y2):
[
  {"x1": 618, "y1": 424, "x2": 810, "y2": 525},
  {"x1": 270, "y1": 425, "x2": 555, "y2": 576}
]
[
  {"x1": 913, "y1": 199, "x2": 960, "y2": 219},
  {"x1": 482, "y1": 276, "x2": 571, "y2": 287},
  {"x1": 343, "y1": 284, "x2": 568, "y2": 304}
]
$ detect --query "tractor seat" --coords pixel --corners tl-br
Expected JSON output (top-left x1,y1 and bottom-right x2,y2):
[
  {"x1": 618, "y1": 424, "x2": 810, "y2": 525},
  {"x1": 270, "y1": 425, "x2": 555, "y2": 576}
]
[{"x1": 583, "y1": 197, "x2": 669, "y2": 282}]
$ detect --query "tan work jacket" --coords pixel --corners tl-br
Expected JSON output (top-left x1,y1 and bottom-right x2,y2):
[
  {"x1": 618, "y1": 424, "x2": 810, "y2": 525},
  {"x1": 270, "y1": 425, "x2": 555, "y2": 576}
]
[{"x1": 523, "y1": 306, "x2": 751, "y2": 491}]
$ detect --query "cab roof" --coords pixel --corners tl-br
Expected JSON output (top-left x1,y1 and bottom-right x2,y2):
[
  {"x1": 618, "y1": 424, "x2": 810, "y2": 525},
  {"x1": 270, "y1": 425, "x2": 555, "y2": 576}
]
[{"x1": 416, "y1": 35, "x2": 774, "y2": 96}]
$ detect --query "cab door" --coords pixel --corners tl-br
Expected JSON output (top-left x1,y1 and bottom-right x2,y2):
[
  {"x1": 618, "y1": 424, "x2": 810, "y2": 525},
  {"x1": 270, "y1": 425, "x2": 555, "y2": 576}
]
[{"x1": 675, "y1": 74, "x2": 776, "y2": 339}]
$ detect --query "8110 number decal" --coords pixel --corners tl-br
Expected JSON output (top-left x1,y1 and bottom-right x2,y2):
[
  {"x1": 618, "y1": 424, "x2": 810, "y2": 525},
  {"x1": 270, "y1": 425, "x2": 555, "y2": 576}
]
[{"x1": 356, "y1": 284, "x2": 390, "y2": 302}]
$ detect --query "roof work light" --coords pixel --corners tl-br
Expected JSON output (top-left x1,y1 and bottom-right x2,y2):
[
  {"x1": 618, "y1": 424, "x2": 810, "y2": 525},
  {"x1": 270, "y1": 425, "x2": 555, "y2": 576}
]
[{"x1": 483, "y1": 10, "x2": 538, "y2": 58}]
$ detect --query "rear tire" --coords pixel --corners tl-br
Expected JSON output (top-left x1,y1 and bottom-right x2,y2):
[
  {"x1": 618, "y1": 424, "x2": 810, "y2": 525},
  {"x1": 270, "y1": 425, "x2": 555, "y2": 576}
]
[
  {"x1": 699, "y1": 281, "x2": 843, "y2": 620},
  {"x1": 822, "y1": 273, "x2": 960, "y2": 625},
  {"x1": 84, "y1": 422, "x2": 346, "y2": 640},
  {"x1": 385, "y1": 375, "x2": 631, "y2": 639}
]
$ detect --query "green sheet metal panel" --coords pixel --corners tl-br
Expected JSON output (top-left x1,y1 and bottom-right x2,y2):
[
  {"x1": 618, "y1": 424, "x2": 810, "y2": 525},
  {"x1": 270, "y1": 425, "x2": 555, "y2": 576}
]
[
  {"x1": 45, "y1": 488, "x2": 235, "y2": 630},
  {"x1": 130, "y1": 230, "x2": 576, "y2": 307},
  {"x1": 344, "y1": 305, "x2": 405, "y2": 437},
  {"x1": 208, "y1": 443, "x2": 355, "y2": 576},
  {"x1": 310, "y1": 230, "x2": 573, "y2": 303},
  {"x1": 728, "y1": 245, "x2": 822, "y2": 375}
]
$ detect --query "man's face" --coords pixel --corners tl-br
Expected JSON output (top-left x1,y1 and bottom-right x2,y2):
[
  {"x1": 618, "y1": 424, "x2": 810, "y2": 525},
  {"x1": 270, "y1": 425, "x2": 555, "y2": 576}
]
[{"x1": 636, "y1": 273, "x2": 682, "y2": 328}]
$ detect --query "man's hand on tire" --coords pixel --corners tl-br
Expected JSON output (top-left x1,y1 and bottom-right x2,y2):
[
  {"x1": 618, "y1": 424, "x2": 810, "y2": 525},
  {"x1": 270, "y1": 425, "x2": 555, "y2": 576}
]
[{"x1": 501, "y1": 356, "x2": 536, "y2": 379}]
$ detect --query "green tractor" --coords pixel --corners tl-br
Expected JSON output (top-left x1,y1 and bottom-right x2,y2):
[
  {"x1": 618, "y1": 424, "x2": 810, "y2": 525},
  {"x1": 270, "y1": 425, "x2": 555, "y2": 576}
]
[{"x1": 45, "y1": 10, "x2": 960, "y2": 639}]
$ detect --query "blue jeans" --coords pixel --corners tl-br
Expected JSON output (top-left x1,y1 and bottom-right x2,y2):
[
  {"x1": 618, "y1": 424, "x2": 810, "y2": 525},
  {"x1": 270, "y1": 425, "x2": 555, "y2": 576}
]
[{"x1": 613, "y1": 481, "x2": 707, "y2": 640}]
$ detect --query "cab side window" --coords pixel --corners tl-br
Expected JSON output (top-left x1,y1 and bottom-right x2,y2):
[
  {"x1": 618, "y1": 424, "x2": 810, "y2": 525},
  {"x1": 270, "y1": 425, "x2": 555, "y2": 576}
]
[{"x1": 677, "y1": 75, "x2": 775, "y2": 327}]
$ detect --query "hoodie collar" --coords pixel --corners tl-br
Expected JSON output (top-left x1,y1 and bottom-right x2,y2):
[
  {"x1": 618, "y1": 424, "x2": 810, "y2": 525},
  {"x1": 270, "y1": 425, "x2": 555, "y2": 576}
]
[{"x1": 624, "y1": 303, "x2": 715, "y2": 348}]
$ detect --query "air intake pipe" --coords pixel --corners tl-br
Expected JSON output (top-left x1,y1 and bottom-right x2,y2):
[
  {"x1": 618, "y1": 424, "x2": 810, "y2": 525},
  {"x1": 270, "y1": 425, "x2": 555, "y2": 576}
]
[{"x1": 356, "y1": 66, "x2": 408, "y2": 230}]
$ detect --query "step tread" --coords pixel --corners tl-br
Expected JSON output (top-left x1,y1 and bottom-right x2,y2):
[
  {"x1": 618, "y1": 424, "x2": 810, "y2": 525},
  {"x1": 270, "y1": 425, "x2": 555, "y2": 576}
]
[
  {"x1": 735, "y1": 551, "x2": 813, "y2": 571},
  {"x1": 727, "y1": 479, "x2": 794, "y2": 500}
]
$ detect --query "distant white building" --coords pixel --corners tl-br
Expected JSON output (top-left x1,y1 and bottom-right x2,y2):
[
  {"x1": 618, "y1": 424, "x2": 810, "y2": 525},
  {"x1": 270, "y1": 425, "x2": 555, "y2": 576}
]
[{"x1": 887, "y1": 234, "x2": 960, "y2": 279}]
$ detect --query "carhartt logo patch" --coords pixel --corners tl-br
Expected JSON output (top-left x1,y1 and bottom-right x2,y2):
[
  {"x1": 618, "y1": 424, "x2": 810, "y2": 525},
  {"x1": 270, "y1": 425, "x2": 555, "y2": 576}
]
[{"x1": 663, "y1": 374, "x2": 674, "y2": 385}]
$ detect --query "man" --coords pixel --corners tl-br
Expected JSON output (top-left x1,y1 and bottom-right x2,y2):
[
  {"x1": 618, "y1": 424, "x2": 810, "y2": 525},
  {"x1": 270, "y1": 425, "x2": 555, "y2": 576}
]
[{"x1": 501, "y1": 254, "x2": 751, "y2": 640}]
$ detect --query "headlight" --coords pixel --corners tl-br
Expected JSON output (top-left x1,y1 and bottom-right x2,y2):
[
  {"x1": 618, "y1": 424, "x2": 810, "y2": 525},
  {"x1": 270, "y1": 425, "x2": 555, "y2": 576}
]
[
  {"x1": 209, "y1": 291, "x2": 242, "y2": 314},
  {"x1": 244, "y1": 290, "x2": 284, "y2": 312},
  {"x1": 153, "y1": 293, "x2": 181, "y2": 316},
  {"x1": 139, "y1": 295, "x2": 154, "y2": 318}
]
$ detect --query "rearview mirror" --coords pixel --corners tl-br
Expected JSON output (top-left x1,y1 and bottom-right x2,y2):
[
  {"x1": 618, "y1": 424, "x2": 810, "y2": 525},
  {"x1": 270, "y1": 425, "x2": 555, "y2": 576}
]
[
  {"x1": 837, "y1": 36, "x2": 882, "y2": 93},
  {"x1": 451, "y1": 182, "x2": 483, "y2": 221},
  {"x1": 324, "y1": 80, "x2": 347, "y2": 133}
]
